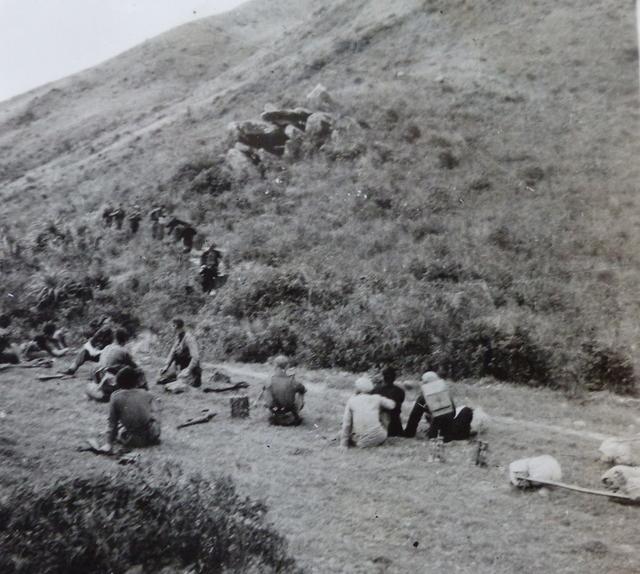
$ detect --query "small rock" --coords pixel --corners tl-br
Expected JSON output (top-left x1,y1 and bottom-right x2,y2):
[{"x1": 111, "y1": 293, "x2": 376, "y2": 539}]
[
  {"x1": 572, "y1": 420, "x2": 586, "y2": 428},
  {"x1": 306, "y1": 83, "x2": 335, "y2": 110},
  {"x1": 283, "y1": 125, "x2": 305, "y2": 160},
  {"x1": 125, "y1": 566, "x2": 144, "y2": 574},
  {"x1": 305, "y1": 112, "x2": 333, "y2": 145},
  {"x1": 225, "y1": 148, "x2": 257, "y2": 182},
  {"x1": 210, "y1": 369, "x2": 232, "y2": 385},
  {"x1": 581, "y1": 540, "x2": 608, "y2": 556}
]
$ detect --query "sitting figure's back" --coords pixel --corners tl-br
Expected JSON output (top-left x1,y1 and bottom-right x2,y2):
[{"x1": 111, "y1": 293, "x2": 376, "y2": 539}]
[
  {"x1": 264, "y1": 355, "x2": 306, "y2": 426},
  {"x1": 105, "y1": 367, "x2": 161, "y2": 451}
]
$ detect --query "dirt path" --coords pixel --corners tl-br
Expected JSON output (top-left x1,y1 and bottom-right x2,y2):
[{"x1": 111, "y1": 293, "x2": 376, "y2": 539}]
[{"x1": 212, "y1": 361, "x2": 614, "y2": 442}]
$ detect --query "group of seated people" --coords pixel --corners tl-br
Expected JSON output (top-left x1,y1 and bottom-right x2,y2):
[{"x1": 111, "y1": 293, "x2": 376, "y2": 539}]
[
  {"x1": 258, "y1": 356, "x2": 479, "y2": 448},
  {"x1": 1, "y1": 313, "x2": 206, "y2": 453},
  {"x1": 3, "y1": 311, "x2": 479, "y2": 453},
  {"x1": 340, "y1": 368, "x2": 477, "y2": 448},
  {"x1": 0, "y1": 315, "x2": 70, "y2": 364}
]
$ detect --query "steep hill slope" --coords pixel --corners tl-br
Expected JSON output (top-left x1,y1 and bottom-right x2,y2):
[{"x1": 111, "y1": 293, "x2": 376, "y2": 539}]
[{"x1": 0, "y1": 0, "x2": 638, "y2": 391}]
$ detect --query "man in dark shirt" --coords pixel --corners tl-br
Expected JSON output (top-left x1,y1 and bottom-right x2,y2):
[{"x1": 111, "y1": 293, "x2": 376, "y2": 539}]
[
  {"x1": 86, "y1": 328, "x2": 145, "y2": 402},
  {"x1": 111, "y1": 207, "x2": 126, "y2": 230},
  {"x1": 99, "y1": 366, "x2": 161, "y2": 453},
  {"x1": 128, "y1": 207, "x2": 142, "y2": 234},
  {"x1": 263, "y1": 355, "x2": 306, "y2": 426},
  {"x1": 373, "y1": 365, "x2": 405, "y2": 437}
]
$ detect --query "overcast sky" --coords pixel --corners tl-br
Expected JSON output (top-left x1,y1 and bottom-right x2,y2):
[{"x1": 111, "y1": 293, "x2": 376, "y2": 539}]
[{"x1": 0, "y1": 0, "x2": 248, "y2": 102}]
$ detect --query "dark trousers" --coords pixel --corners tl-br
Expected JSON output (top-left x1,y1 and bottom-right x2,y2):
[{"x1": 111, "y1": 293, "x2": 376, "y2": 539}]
[
  {"x1": 427, "y1": 408, "x2": 473, "y2": 442},
  {"x1": 70, "y1": 348, "x2": 100, "y2": 373},
  {"x1": 405, "y1": 399, "x2": 473, "y2": 441}
]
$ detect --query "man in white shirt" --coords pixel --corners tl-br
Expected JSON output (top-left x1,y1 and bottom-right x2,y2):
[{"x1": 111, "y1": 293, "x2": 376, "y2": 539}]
[{"x1": 340, "y1": 376, "x2": 395, "y2": 448}]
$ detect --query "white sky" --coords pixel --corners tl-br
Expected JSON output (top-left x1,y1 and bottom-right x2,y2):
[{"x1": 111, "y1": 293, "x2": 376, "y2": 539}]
[{"x1": 0, "y1": 0, "x2": 248, "y2": 102}]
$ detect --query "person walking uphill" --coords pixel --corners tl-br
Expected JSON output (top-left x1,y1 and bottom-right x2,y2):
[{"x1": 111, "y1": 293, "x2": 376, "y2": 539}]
[
  {"x1": 157, "y1": 318, "x2": 201, "y2": 387},
  {"x1": 263, "y1": 355, "x2": 306, "y2": 426},
  {"x1": 373, "y1": 365, "x2": 405, "y2": 437},
  {"x1": 404, "y1": 371, "x2": 474, "y2": 441},
  {"x1": 340, "y1": 376, "x2": 396, "y2": 448},
  {"x1": 99, "y1": 366, "x2": 161, "y2": 453}
]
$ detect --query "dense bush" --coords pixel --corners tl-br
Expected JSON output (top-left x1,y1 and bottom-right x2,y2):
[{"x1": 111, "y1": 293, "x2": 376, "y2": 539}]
[
  {"x1": 580, "y1": 342, "x2": 638, "y2": 396},
  {"x1": 0, "y1": 466, "x2": 300, "y2": 574}
]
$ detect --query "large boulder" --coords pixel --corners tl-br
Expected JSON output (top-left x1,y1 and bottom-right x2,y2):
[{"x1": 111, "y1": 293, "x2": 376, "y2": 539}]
[
  {"x1": 260, "y1": 108, "x2": 312, "y2": 130},
  {"x1": 227, "y1": 120, "x2": 287, "y2": 156},
  {"x1": 306, "y1": 84, "x2": 335, "y2": 111},
  {"x1": 305, "y1": 112, "x2": 333, "y2": 145}
]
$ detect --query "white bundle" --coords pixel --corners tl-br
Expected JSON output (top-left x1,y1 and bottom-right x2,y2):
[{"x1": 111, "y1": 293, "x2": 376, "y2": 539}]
[
  {"x1": 598, "y1": 437, "x2": 640, "y2": 466},
  {"x1": 509, "y1": 455, "x2": 562, "y2": 487},
  {"x1": 470, "y1": 406, "x2": 490, "y2": 435},
  {"x1": 601, "y1": 465, "x2": 640, "y2": 500}
]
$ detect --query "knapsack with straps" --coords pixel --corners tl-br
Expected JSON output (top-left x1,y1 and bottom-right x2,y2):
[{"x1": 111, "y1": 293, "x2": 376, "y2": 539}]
[{"x1": 421, "y1": 379, "x2": 454, "y2": 417}]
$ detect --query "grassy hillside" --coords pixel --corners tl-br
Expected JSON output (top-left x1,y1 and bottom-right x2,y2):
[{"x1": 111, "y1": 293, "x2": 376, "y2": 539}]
[{"x1": 0, "y1": 0, "x2": 638, "y2": 392}]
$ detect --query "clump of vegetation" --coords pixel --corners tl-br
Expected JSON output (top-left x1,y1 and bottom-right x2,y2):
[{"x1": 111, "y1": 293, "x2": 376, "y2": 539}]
[
  {"x1": 581, "y1": 342, "x2": 638, "y2": 396},
  {"x1": 0, "y1": 465, "x2": 300, "y2": 574}
]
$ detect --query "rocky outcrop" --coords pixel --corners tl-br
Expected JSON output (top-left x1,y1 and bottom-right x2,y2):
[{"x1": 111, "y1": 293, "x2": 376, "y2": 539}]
[{"x1": 225, "y1": 88, "x2": 339, "y2": 174}]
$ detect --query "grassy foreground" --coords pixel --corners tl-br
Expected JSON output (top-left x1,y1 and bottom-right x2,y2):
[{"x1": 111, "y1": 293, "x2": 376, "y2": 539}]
[{"x1": 1, "y1": 353, "x2": 640, "y2": 573}]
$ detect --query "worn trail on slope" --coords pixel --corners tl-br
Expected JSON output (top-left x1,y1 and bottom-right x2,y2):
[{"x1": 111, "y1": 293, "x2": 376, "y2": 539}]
[{"x1": 209, "y1": 361, "x2": 615, "y2": 443}]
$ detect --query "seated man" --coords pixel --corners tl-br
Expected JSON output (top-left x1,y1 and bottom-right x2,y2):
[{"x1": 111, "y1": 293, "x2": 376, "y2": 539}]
[
  {"x1": 404, "y1": 371, "x2": 474, "y2": 441},
  {"x1": 340, "y1": 376, "x2": 396, "y2": 448},
  {"x1": 373, "y1": 365, "x2": 405, "y2": 437},
  {"x1": 0, "y1": 314, "x2": 20, "y2": 365},
  {"x1": 21, "y1": 323, "x2": 68, "y2": 361},
  {"x1": 157, "y1": 318, "x2": 201, "y2": 387},
  {"x1": 63, "y1": 321, "x2": 114, "y2": 375},
  {"x1": 101, "y1": 366, "x2": 161, "y2": 452},
  {"x1": 263, "y1": 355, "x2": 306, "y2": 426},
  {"x1": 86, "y1": 328, "x2": 146, "y2": 402}
]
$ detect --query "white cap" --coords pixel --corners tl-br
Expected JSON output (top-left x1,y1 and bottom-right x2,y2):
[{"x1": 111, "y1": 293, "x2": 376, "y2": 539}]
[
  {"x1": 354, "y1": 376, "x2": 374, "y2": 394},
  {"x1": 421, "y1": 371, "x2": 441, "y2": 384}
]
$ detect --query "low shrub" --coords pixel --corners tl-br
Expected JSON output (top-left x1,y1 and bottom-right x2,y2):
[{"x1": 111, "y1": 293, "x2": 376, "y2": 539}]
[
  {"x1": 580, "y1": 342, "x2": 638, "y2": 396},
  {"x1": 440, "y1": 321, "x2": 553, "y2": 385},
  {"x1": 0, "y1": 465, "x2": 300, "y2": 574}
]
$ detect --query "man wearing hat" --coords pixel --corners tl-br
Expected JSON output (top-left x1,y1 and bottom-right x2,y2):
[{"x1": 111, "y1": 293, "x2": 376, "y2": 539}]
[
  {"x1": 101, "y1": 366, "x2": 161, "y2": 453},
  {"x1": 340, "y1": 375, "x2": 396, "y2": 448},
  {"x1": 404, "y1": 371, "x2": 474, "y2": 441},
  {"x1": 263, "y1": 355, "x2": 306, "y2": 426}
]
